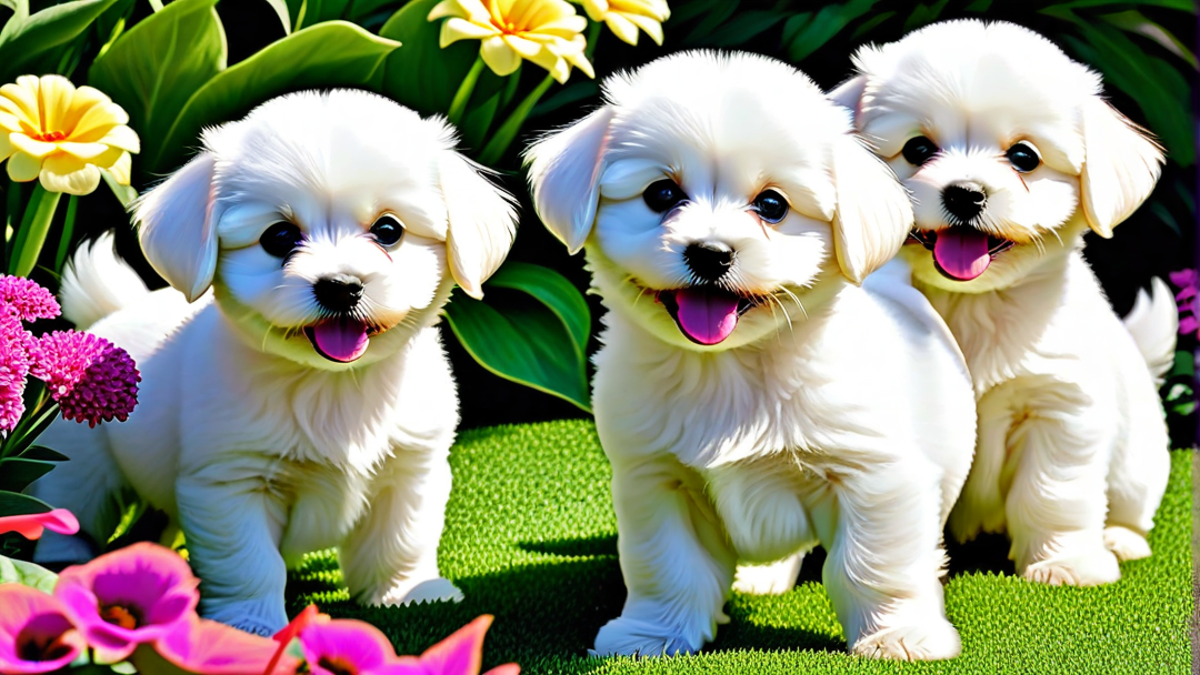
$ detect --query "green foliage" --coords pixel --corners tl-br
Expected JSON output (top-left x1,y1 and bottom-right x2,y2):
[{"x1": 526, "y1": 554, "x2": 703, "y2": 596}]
[
  {"x1": 0, "y1": 551, "x2": 58, "y2": 591},
  {"x1": 0, "y1": 0, "x2": 120, "y2": 83}
]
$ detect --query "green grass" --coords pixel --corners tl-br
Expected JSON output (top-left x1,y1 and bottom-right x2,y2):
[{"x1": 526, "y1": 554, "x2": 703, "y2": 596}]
[{"x1": 288, "y1": 420, "x2": 1194, "y2": 675}]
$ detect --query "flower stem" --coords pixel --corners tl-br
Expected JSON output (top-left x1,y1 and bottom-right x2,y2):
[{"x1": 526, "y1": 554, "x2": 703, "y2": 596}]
[
  {"x1": 448, "y1": 56, "x2": 486, "y2": 127},
  {"x1": 9, "y1": 183, "x2": 62, "y2": 278},
  {"x1": 478, "y1": 73, "x2": 555, "y2": 166},
  {"x1": 53, "y1": 195, "x2": 77, "y2": 275}
]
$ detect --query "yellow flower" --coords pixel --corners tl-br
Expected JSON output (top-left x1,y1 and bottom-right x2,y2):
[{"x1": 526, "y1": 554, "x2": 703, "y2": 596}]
[
  {"x1": 0, "y1": 75, "x2": 139, "y2": 196},
  {"x1": 582, "y1": 0, "x2": 669, "y2": 46},
  {"x1": 429, "y1": 0, "x2": 595, "y2": 84}
]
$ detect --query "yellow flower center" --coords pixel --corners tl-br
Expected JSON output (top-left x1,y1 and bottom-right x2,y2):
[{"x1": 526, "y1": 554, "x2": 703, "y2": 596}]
[
  {"x1": 99, "y1": 604, "x2": 141, "y2": 630},
  {"x1": 32, "y1": 130, "x2": 66, "y2": 143},
  {"x1": 492, "y1": 18, "x2": 522, "y2": 35}
]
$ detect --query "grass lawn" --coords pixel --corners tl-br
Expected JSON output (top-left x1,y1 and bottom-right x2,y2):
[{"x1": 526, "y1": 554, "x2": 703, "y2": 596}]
[{"x1": 288, "y1": 420, "x2": 1194, "y2": 675}]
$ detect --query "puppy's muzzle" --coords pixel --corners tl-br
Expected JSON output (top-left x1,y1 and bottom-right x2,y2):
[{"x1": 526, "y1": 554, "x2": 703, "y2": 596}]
[
  {"x1": 313, "y1": 274, "x2": 364, "y2": 313},
  {"x1": 941, "y1": 182, "x2": 987, "y2": 224},
  {"x1": 683, "y1": 242, "x2": 734, "y2": 283}
]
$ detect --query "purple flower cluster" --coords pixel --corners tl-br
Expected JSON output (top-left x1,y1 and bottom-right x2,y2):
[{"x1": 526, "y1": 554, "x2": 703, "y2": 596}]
[
  {"x1": 0, "y1": 274, "x2": 140, "y2": 431},
  {"x1": 1169, "y1": 269, "x2": 1198, "y2": 337}
]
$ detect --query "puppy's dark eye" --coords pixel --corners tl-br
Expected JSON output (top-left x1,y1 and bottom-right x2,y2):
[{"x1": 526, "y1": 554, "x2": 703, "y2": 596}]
[
  {"x1": 902, "y1": 136, "x2": 939, "y2": 166},
  {"x1": 260, "y1": 222, "x2": 303, "y2": 258},
  {"x1": 644, "y1": 179, "x2": 687, "y2": 213},
  {"x1": 752, "y1": 190, "x2": 789, "y2": 224},
  {"x1": 1006, "y1": 142, "x2": 1040, "y2": 173},
  {"x1": 370, "y1": 215, "x2": 404, "y2": 247}
]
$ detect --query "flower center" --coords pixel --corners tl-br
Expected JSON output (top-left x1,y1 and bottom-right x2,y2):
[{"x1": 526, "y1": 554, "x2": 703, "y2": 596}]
[
  {"x1": 16, "y1": 630, "x2": 73, "y2": 663},
  {"x1": 318, "y1": 656, "x2": 359, "y2": 675},
  {"x1": 491, "y1": 17, "x2": 522, "y2": 35},
  {"x1": 32, "y1": 130, "x2": 66, "y2": 142},
  {"x1": 99, "y1": 604, "x2": 142, "y2": 630}
]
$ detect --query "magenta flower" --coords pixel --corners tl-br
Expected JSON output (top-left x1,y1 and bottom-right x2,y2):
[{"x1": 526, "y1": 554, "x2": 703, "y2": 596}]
[
  {"x1": 0, "y1": 508, "x2": 80, "y2": 540},
  {"x1": 0, "y1": 275, "x2": 60, "y2": 322},
  {"x1": 0, "y1": 585, "x2": 86, "y2": 674},
  {"x1": 151, "y1": 615, "x2": 302, "y2": 675},
  {"x1": 29, "y1": 330, "x2": 140, "y2": 427},
  {"x1": 299, "y1": 619, "x2": 402, "y2": 675},
  {"x1": 1169, "y1": 269, "x2": 1199, "y2": 337},
  {"x1": 381, "y1": 616, "x2": 518, "y2": 675},
  {"x1": 54, "y1": 542, "x2": 199, "y2": 662},
  {"x1": 0, "y1": 310, "x2": 33, "y2": 432}
]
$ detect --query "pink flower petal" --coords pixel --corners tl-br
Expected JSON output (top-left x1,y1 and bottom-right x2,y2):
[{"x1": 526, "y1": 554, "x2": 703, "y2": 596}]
[
  {"x1": 0, "y1": 509, "x2": 79, "y2": 540},
  {"x1": 299, "y1": 620, "x2": 396, "y2": 675},
  {"x1": 1169, "y1": 268, "x2": 1198, "y2": 289},
  {"x1": 0, "y1": 585, "x2": 85, "y2": 674},
  {"x1": 0, "y1": 275, "x2": 60, "y2": 322},
  {"x1": 158, "y1": 615, "x2": 302, "y2": 675},
  {"x1": 414, "y1": 615, "x2": 492, "y2": 675}
]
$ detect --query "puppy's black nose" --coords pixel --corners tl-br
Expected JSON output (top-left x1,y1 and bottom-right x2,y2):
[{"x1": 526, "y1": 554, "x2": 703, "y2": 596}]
[
  {"x1": 684, "y1": 242, "x2": 734, "y2": 283},
  {"x1": 313, "y1": 274, "x2": 364, "y2": 312},
  {"x1": 941, "y1": 183, "x2": 987, "y2": 223}
]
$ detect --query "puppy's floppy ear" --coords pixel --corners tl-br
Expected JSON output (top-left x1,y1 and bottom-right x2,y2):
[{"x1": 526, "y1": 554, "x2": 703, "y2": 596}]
[
  {"x1": 831, "y1": 133, "x2": 913, "y2": 284},
  {"x1": 134, "y1": 151, "x2": 218, "y2": 302},
  {"x1": 828, "y1": 75, "x2": 867, "y2": 120},
  {"x1": 1079, "y1": 97, "x2": 1164, "y2": 238},
  {"x1": 438, "y1": 152, "x2": 518, "y2": 300},
  {"x1": 524, "y1": 107, "x2": 615, "y2": 254}
]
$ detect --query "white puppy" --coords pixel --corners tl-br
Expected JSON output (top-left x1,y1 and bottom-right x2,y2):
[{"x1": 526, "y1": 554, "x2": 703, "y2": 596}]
[
  {"x1": 526, "y1": 51, "x2": 976, "y2": 660},
  {"x1": 31, "y1": 90, "x2": 517, "y2": 634},
  {"x1": 831, "y1": 20, "x2": 1176, "y2": 586}
]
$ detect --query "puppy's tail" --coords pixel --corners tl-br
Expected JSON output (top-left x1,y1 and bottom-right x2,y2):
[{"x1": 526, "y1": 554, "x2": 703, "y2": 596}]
[
  {"x1": 1123, "y1": 277, "x2": 1178, "y2": 385},
  {"x1": 60, "y1": 231, "x2": 149, "y2": 330}
]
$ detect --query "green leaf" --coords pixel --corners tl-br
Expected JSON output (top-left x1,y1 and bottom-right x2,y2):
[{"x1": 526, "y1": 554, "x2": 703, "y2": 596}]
[
  {"x1": 290, "y1": 0, "x2": 350, "y2": 31},
  {"x1": 784, "y1": 0, "x2": 879, "y2": 63},
  {"x1": 1044, "y1": 0, "x2": 1195, "y2": 11},
  {"x1": 89, "y1": 0, "x2": 227, "y2": 182},
  {"x1": 0, "y1": 554, "x2": 58, "y2": 593},
  {"x1": 149, "y1": 21, "x2": 399, "y2": 173},
  {"x1": 682, "y1": 0, "x2": 738, "y2": 45},
  {"x1": 1099, "y1": 10, "x2": 1196, "y2": 70},
  {"x1": 379, "y1": 0, "x2": 507, "y2": 120},
  {"x1": 0, "y1": 489, "x2": 52, "y2": 517},
  {"x1": 20, "y1": 446, "x2": 68, "y2": 462},
  {"x1": 9, "y1": 183, "x2": 62, "y2": 278},
  {"x1": 0, "y1": 0, "x2": 120, "y2": 82},
  {"x1": 532, "y1": 80, "x2": 598, "y2": 119},
  {"x1": 0, "y1": 458, "x2": 57, "y2": 492},
  {"x1": 704, "y1": 10, "x2": 788, "y2": 48},
  {"x1": 263, "y1": 0, "x2": 291, "y2": 33},
  {"x1": 902, "y1": 0, "x2": 950, "y2": 33},
  {"x1": 444, "y1": 262, "x2": 591, "y2": 412}
]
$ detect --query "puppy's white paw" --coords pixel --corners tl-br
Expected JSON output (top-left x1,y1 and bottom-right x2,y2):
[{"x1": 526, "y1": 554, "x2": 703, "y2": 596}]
[
  {"x1": 591, "y1": 616, "x2": 702, "y2": 657},
  {"x1": 1023, "y1": 547, "x2": 1120, "y2": 586},
  {"x1": 372, "y1": 576, "x2": 464, "y2": 607},
  {"x1": 1103, "y1": 526, "x2": 1152, "y2": 562},
  {"x1": 853, "y1": 617, "x2": 961, "y2": 661},
  {"x1": 732, "y1": 555, "x2": 801, "y2": 596}
]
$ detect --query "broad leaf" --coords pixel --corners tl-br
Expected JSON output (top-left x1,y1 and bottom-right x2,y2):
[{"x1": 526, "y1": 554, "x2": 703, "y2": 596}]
[
  {"x1": 0, "y1": 0, "x2": 120, "y2": 82},
  {"x1": 289, "y1": 0, "x2": 351, "y2": 31},
  {"x1": 150, "y1": 21, "x2": 400, "y2": 173},
  {"x1": 444, "y1": 262, "x2": 591, "y2": 411},
  {"x1": 89, "y1": 0, "x2": 226, "y2": 182},
  {"x1": 0, "y1": 554, "x2": 57, "y2": 593},
  {"x1": 0, "y1": 489, "x2": 52, "y2": 517},
  {"x1": 0, "y1": 458, "x2": 57, "y2": 492},
  {"x1": 19, "y1": 446, "x2": 68, "y2": 462},
  {"x1": 784, "y1": 0, "x2": 879, "y2": 63}
]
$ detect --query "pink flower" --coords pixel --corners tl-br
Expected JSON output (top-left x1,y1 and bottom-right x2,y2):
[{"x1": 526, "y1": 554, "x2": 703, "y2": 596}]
[
  {"x1": 382, "y1": 616, "x2": 518, "y2": 675},
  {"x1": 152, "y1": 615, "x2": 302, "y2": 675},
  {"x1": 29, "y1": 330, "x2": 140, "y2": 427},
  {"x1": 54, "y1": 542, "x2": 199, "y2": 661},
  {"x1": 0, "y1": 585, "x2": 86, "y2": 674},
  {"x1": 0, "y1": 310, "x2": 33, "y2": 432},
  {"x1": 298, "y1": 619, "x2": 401, "y2": 675},
  {"x1": 0, "y1": 508, "x2": 80, "y2": 540},
  {"x1": 1169, "y1": 269, "x2": 1200, "y2": 337},
  {"x1": 0, "y1": 275, "x2": 60, "y2": 322}
]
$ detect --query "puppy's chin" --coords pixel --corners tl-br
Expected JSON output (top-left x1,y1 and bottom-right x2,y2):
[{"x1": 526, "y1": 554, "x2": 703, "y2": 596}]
[
  {"x1": 211, "y1": 281, "x2": 451, "y2": 371},
  {"x1": 586, "y1": 246, "x2": 838, "y2": 351}
]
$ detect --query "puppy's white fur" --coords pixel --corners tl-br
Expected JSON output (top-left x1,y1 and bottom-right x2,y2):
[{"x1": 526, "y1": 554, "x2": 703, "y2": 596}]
[
  {"x1": 31, "y1": 90, "x2": 517, "y2": 634},
  {"x1": 527, "y1": 51, "x2": 976, "y2": 660},
  {"x1": 832, "y1": 20, "x2": 1174, "y2": 585}
]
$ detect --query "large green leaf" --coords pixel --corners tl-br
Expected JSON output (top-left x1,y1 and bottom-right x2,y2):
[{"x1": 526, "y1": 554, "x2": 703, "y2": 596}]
[
  {"x1": 0, "y1": 489, "x2": 52, "y2": 517},
  {"x1": 0, "y1": 554, "x2": 57, "y2": 593},
  {"x1": 88, "y1": 0, "x2": 226, "y2": 181},
  {"x1": 0, "y1": 0, "x2": 120, "y2": 81},
  {"x1": 444, "y1": 262, "x2": 591, "y2": 412},
  {"x1": 783, "y1": 0, "x2": 880, "y2": 63},
  {"x1": 149, "y1": 20, "x2": 400, "y2": 173},
  {"x1": 288, "y1": 0, "x2": 351, "y2": 31},
  {"x1": 0, "y1": 458, "x2": 57, "y2": 492}
]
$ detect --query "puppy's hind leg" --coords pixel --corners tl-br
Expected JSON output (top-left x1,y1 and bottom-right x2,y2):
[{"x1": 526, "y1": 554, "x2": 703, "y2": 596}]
[
  {"x1": 1103, "y1": 385, "x2": 1170, "y2": 562},
  {"x1": 593, "y1": 455, "x2": 736, "y2": 657},
  {"x1": 29, "y1": 422, "x2": 128, "y2": 565},
  {"x1": 733, "y1": 553, "x2": 804, "y2": 596},
  {"x1": 340, "y1": 446, "x2": 462, "y2": 608}
]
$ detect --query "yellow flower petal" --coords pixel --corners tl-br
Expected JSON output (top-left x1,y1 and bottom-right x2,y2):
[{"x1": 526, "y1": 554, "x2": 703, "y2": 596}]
[
  {"x1": 502, "y1": 33, "x2": 544, "y2": 58},
  {"x1": 40, "y1": 154, "x2": 101, "y2": 195},
  {"x1": 581, "y1": 0, "x2": 608, "y2": 21},
  {"x1": 441, "y1": 16, "x2": 498, "y2": 46},
  {"x1": 36, "y1": 75, "x2": 76, "y2": 138},
  {"x1": 0, "y1": 81, "x2": 38, "y2": 128},
  {"x1": 563, "y1": 47, "x2": 596, "y2": 79},
  {"x1": 71, "y1": 102, "x2": 131, "y2": 142},
  {"x1": 0, "y1": 112, "x2": 20, "y2": 133},
  {"x1": 428, "y1": 0, "x2": 463, "y2": 20},
  {"x1": 0, "y1": 132, "x2": 12, "y2": 162},
  {"x1": 604, "y1": 12, "x2": 640, "y2": 45},
  {"x1": 97, "y1": 125, "x2": 140, "y2": 153},
  {"x1": 10, "y1": 133, "x2": 58, "y2": 159},
  {"x1": 479, "y1": 35, "x2": 522, "y2": 76},
  {"x1": 56, "y1": 141, "x2": 112, "y2": 161},
  {"x1": 623, "y1": 11, "x2": 664, "y2": 45},
  {"x1": 7, "y1": 151, "x2": 43, "y2": 182},
  {"x1": 106, "y1": 151, "x2": 132, "y2": 186}
]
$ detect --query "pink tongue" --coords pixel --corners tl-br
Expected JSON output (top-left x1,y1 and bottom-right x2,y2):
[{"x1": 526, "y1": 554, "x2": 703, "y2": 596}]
[
  {"x1": 310, "y1": 319, "x2": 370, "y2": 363},
  {"x1": 674, "y1": 288, "x2": 740, "y2": 345},
  {"x1": 933, "y1": 228, "x2": 991, "y2": 281}
]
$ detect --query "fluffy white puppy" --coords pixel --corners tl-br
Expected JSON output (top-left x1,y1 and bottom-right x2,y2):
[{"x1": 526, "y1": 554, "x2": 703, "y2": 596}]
[
  {"x1": 831, "y1": 20, "x2": 1176, "y2": 586},
  {"x1": 526, "y1": 51, "x2": 976, "y2": 660},
  {"x1": 31, "y1": 90, "x2": 517, "y2": 634}
]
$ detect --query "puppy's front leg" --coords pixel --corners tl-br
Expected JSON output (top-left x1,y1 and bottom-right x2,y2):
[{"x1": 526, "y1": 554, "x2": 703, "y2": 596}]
[
  {"x1": 822, "y1": 457, "x2": 961, "y2": 660},
  {"x1": 339, "y1": 446, "x2": 462, "y2": 607},
  {"x1": 593, "y1": 454, "x2": 736, "y2": 657},
  {"x1": 175, "y1": 473, "x2": 288, "y2": 635}
]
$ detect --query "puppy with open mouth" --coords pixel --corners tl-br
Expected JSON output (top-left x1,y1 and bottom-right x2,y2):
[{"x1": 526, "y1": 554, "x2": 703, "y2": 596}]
[
  {"x1": 832, "y1": 20, "x2": 1176, "y2": 586},
  {"x1": 527, "y1": 51, "x2": 976, "y2": 660},
  {"x1": 30, "y1": 90, "x2": 517, "y2": 634}
]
